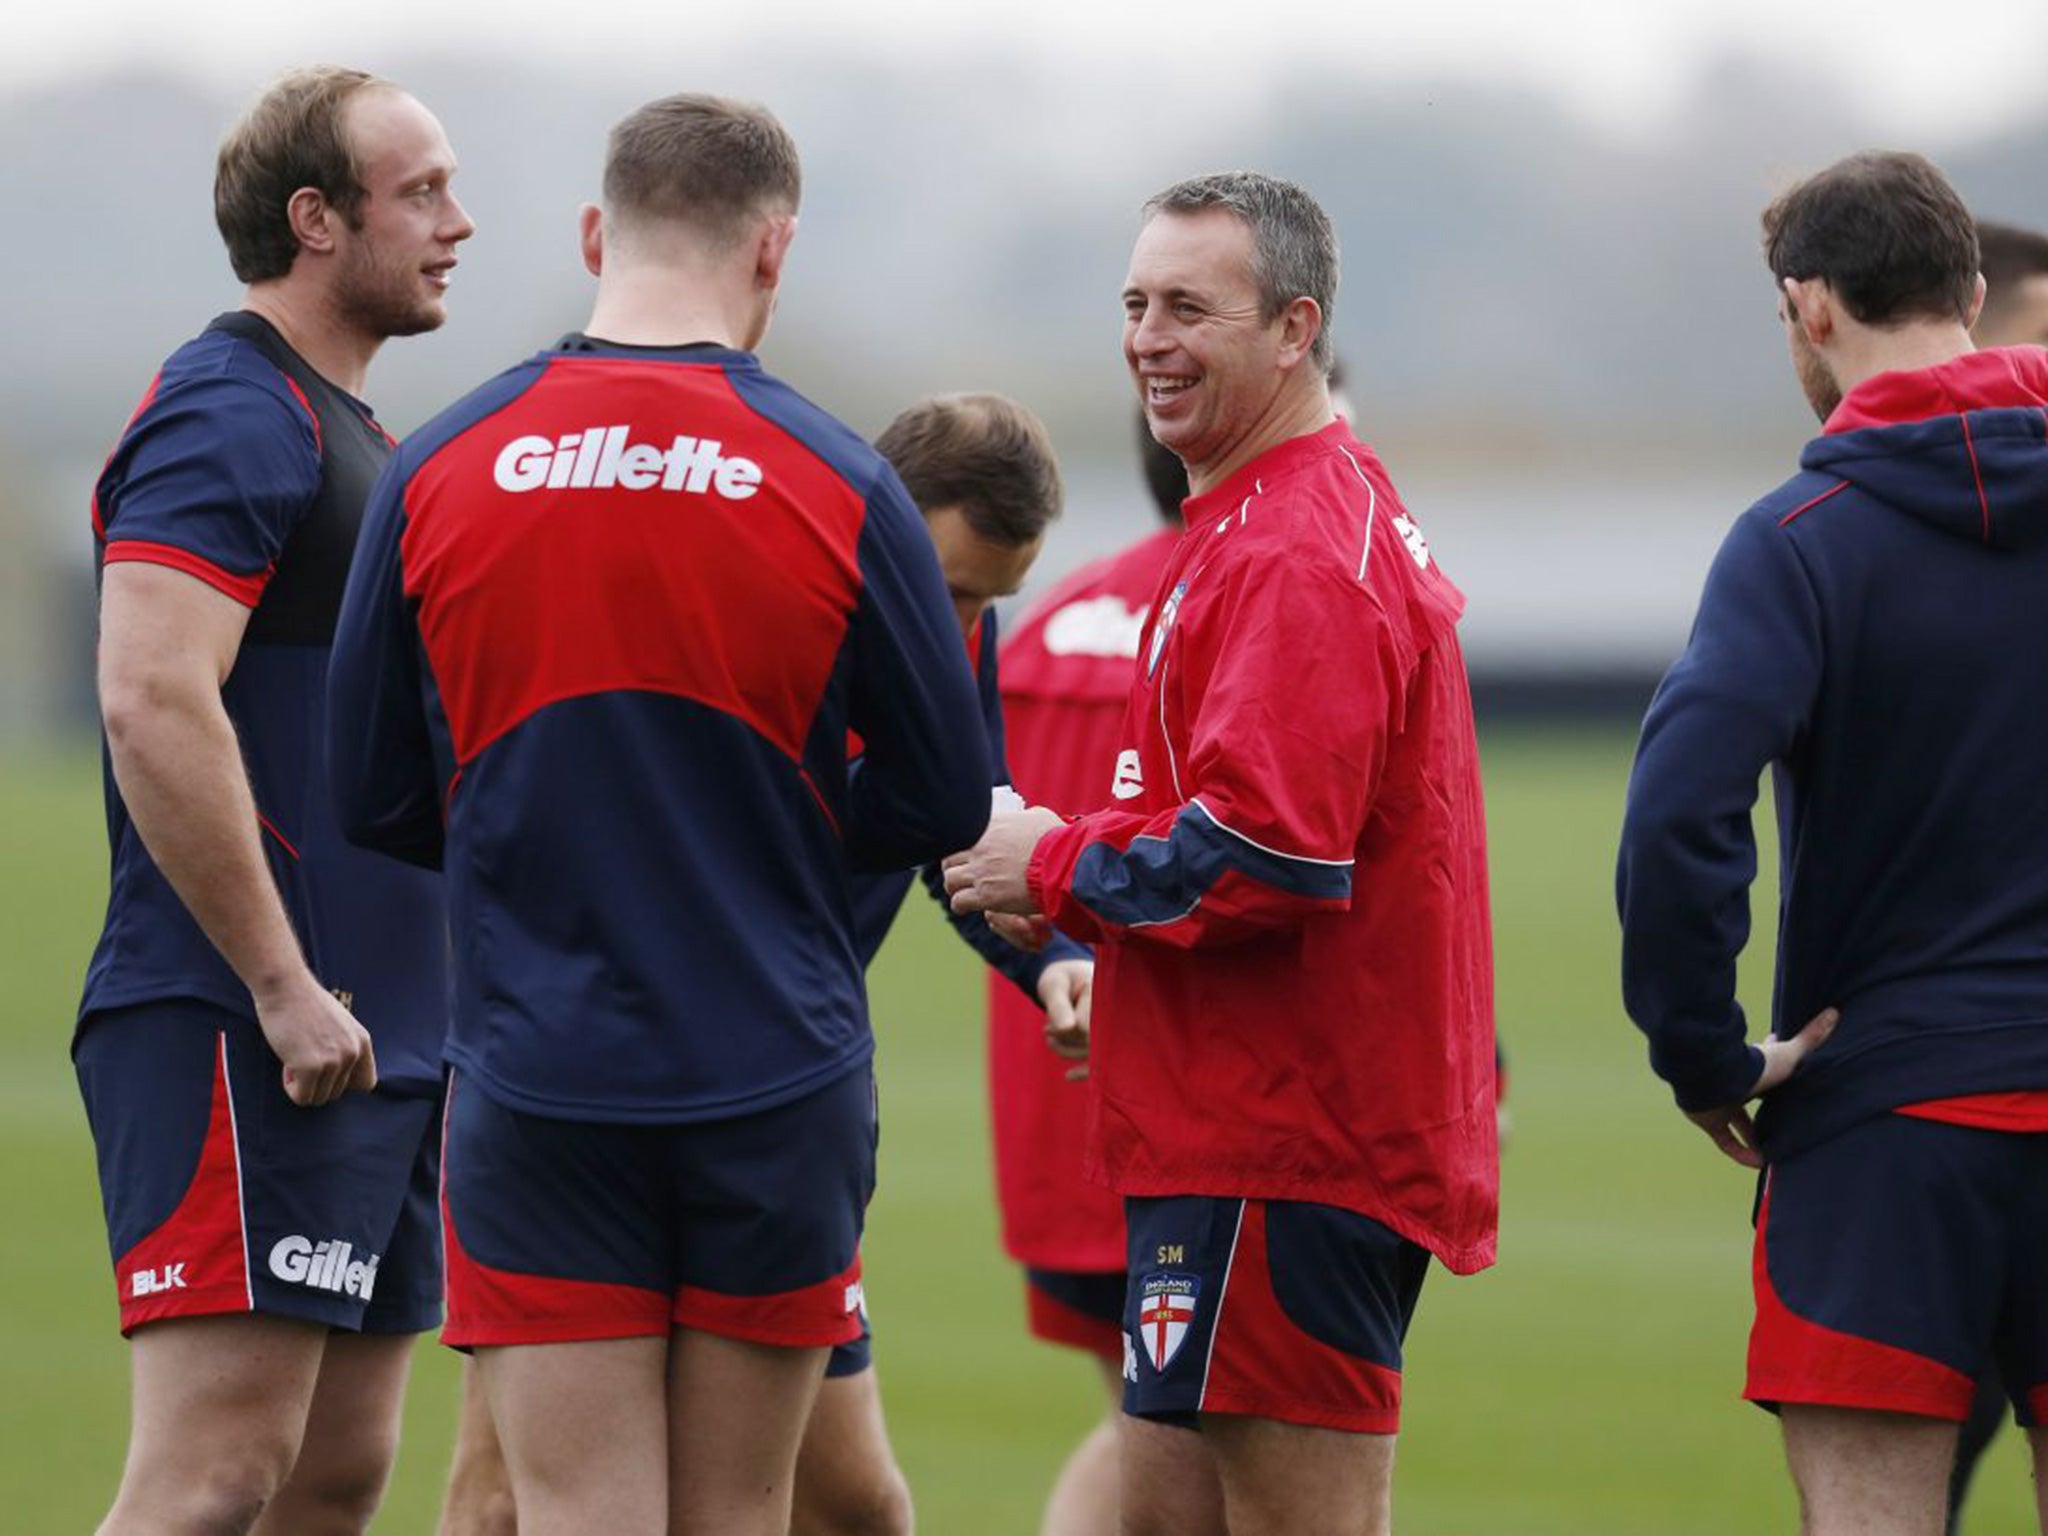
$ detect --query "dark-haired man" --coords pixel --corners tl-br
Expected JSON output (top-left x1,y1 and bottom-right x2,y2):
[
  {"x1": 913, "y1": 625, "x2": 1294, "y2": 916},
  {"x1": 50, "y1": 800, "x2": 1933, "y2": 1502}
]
[
  {"x1": 947, "y1": 173, "x2": 1497, "y2": 1536},
  {"x1": 329, "y1": 94, "x2": 988, "y2": 1535},
  {"x1": 1619, "y1": 151, "x2": 2048, "y2": 1534},
  {"x1": 75, "y1": 65, "x2": 471, "y2": 1536}
]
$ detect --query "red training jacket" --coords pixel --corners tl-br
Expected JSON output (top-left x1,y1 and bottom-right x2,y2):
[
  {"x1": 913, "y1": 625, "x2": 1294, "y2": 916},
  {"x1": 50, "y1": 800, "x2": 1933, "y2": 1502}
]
[{"x1": 1027, "y1": 421, "x2": 1498, "y2": 1273}]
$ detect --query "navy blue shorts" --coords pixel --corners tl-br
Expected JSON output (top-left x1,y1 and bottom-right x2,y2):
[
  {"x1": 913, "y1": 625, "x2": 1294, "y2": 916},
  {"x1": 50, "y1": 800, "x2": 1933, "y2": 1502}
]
[
  {"x1": 1749, "y1": 1112, "x2": 2048, "y2": 1424},
  {"x1": 1027, "y1": 1266, "x2": 1126, "y2": 1361},
  {"x1": 74, "y1": 1000, "x2": 443, "y2": 1336},
  {"x1": 442, "y1": 1065, "x2": 875, "y2": 1350},
  {"x1": 1122, "y1": 1195, "x2": 1429, "y2": 1434}
]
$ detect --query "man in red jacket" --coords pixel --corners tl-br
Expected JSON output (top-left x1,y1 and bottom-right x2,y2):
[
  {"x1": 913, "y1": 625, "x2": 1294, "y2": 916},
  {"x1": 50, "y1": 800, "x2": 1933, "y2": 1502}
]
[{"x1": 947, "y1": 172, "x2": 1497, "y2": 1536}]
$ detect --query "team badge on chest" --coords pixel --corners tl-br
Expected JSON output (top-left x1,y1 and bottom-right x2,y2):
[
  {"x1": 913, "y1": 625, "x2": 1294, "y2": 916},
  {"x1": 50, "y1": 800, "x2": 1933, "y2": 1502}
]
[
  {"x1": 1135, "y1": 1271, "x2": 1201, "y2": 1372},
  {"x1": 1145, "y1": 580, "x2": 1189, "y2": 680}
]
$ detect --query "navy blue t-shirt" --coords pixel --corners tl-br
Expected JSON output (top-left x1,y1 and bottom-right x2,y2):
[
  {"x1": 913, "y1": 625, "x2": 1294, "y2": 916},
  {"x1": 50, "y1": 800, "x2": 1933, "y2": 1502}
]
[{"x1": 80, "y1": 313, "x2": 448, "y2": 1094}]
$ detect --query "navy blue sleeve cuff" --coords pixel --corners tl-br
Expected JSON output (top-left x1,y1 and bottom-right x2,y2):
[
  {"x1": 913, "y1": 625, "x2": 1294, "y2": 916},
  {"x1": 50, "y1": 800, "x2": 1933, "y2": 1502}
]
[{"x1": 1669, "y1": 1043, "x2": 1766, "y2": 1113}]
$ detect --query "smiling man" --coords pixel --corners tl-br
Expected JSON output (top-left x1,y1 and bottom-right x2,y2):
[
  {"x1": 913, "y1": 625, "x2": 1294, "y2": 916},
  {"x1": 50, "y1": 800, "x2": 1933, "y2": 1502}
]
[
  {"x1": 74, "y1": 66, "x2": 472, "y2": 1536},
  {"x1": 944, "y1": 173, "x2": 1498, "y2": 1536}
]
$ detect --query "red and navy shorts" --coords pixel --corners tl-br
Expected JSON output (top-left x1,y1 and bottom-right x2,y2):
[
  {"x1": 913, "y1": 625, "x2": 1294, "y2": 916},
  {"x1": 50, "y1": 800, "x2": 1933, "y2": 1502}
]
[
  {"x1": 1121, "y1": 1195, "x2": 1429, "y2": 1434},
  {"x1": 1026, "y1": 1266, "x2": 1126, "y2": 1362},
  {"x1": 1748, "y1": 1112, "x2": 2048, "y2": 1423},
  {"x1": 442, "y1": 1064, "x2": 874, "y2": 1350},
  {"x1": 73, "y1": 1000, "x2": 443, "y2": 1337}
]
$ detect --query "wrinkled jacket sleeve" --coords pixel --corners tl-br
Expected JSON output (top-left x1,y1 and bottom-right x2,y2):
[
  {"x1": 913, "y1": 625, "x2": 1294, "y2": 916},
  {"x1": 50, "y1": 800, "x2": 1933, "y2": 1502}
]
[
  {"x1": 1028, "y1": 559, "x2": 1392, "y2": 948},
  {"x1": 842, "y1": 469, "x2": 992, "y2": 871},
  {"x1": 328, "y1": 453, "x2": 445, "y2": 870},
  {"x1": 1617, "y1": 510, "x2": 1822, "y2": 1110}
]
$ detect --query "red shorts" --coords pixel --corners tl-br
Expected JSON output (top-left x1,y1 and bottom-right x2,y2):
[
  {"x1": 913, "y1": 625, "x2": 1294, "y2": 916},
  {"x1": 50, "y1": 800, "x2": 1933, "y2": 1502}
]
[{"x1": 1121, "y1": 1195, "x2": 1429, "y2": 1434}]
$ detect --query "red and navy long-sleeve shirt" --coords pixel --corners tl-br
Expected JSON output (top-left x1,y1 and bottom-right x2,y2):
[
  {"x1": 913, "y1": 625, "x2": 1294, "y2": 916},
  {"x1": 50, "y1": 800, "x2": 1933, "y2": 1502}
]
[
  {"x1": 1026, "y1": 421, "x2": 1498, "y2": 1274},
  {"x1": 328, "y1": 336, "x2": 991, "y2": 1124}
]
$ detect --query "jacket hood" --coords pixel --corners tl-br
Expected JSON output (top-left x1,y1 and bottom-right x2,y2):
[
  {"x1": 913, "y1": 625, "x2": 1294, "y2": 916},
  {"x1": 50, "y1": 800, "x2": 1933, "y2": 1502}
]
[{"x1": 1801, "y1": 347, "x2": 2048, "y2": 550}]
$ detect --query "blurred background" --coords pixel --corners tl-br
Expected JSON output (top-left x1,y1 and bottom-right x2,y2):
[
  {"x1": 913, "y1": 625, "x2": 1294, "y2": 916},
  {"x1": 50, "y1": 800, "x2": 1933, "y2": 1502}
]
[{"x1": 5, "y1": 0, "x2": 2047, "y2": 1528}]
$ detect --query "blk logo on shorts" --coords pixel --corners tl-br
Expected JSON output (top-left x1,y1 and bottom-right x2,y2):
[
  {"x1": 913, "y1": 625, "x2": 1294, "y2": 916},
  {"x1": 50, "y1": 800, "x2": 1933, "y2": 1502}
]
[
  {"x1": 130, "y1": 1263, "x2": 188, "y2": 1297},
  {"x1": 1136, "y1": 1271, "x2": 1200, "y2": 1372}
]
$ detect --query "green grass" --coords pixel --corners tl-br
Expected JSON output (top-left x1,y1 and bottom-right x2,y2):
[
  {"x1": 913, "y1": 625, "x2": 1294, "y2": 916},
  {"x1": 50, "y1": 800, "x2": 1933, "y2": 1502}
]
[{"x1": 1, "y1": 730, "x2": 2036, "y2": 1531}]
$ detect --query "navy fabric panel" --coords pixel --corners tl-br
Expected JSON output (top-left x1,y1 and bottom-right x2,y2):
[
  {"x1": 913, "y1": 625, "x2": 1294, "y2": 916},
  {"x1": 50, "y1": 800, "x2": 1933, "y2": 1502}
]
[
  {"x1": 1027, "y1": 1266, "x2": 1127, "y2": 1325},
  {"x1": 447, "y1": 1063, "x2": 873, "y2": 1294},
  {"x1": 1622, "y1": 395, "x2": 2048, "y2": 1146},
  {"x1": 84, "y1": 322, "x2": 449, "y2": 1092},
  {"x1": 1761, "y1": 1114, "x2": 2048, "y2": 1372},
  {"x1": 1072, "y1": 800, "x2": 1352, "y2": 929},
  {"x1": 93, "y1": 327, "x2": 319, "y2": 579},
  {"x1": 1265, "y1": 1201, "x2": 1429, "y2": 1368},
  {"x1": 440, "y1": 690, "x2": 872, "y2": 1123}
]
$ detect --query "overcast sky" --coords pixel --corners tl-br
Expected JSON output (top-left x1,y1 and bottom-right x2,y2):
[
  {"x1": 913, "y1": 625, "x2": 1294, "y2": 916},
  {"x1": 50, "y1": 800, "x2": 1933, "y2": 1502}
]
[{"x1": 8, "y1": 0, "x2": 2048, "y2": 142}]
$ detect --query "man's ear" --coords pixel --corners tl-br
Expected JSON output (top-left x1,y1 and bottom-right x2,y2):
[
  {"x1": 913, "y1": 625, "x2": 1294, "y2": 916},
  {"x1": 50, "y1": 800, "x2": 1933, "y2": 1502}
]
[
  {"x1": 1276, "y1": 296, "x2": 1322, "y2": 372},
  {"x1": 756, "y1": 214, "x2": 798, "y2": 290},
  {"x1": 1964, "y1": 270, "x2": 1988, "y2": 333},
  {"x1": 578, "y1": 203, "x2": 605, "y2": 278},
  {"x1": 1783, "y1": 276, "x2": 1833, "y2": 346},
  {"x1": 286, "y1": 186, "x2": 339, "y2": 258}
]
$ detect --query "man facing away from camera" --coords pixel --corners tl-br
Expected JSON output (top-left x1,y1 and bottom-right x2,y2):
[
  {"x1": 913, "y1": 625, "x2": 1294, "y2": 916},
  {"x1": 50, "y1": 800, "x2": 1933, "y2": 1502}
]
[
  {"x1": 1619, "y1": 151, "x2": 2048, "y2": 1535},
  {"x1": 328, "y1": 93, "x2": 989, "y2": 1536}
]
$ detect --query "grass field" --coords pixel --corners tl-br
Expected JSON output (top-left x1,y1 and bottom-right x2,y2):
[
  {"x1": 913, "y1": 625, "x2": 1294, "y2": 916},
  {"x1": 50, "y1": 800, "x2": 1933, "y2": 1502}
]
[{"x1": 1, "y1": 728, "x2": 2037, "y2": 1532}]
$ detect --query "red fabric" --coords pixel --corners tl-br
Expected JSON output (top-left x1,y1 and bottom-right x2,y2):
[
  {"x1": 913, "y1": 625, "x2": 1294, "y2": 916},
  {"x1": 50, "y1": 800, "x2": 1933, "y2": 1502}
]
[
  {"x1": 399, "y1": 359, "x2": 865, "y2": 766},
  {"x1": 1024, "y1": 1277, "x2": 1124, "y2": 1360},
  {"x1": 1746, "y1": 1179, "x2": 1976, "y2": 1418},
  {"x1": 1896, "y1": 1090, "x2": 2048, "y2": 1132},
  {"x1": 101, "y1": 539, "x2": 272, "y2": 607},
  {"x1": 442, "y1": 1197, "x2": 670, "y2": 1348},
  {"x1": 115, "y1": 1033, "x2": 251, "y2": 1333},
  {"x1": 1199, "y1": 1201, "x2": 1404, "y2": 1433},
  {"x1": 1028, "y1": 422, "x2": 1498, "y2": 1274},
  {"x1": 673, "y1": 1258, "x2": 866, "y2": 1349},
  {"x1": 1823, "y1": 346, "x2": 2048, "y2": 435},
  {"x1": 987, "y1": 529, "x2": 1178, "y2": 1270}
]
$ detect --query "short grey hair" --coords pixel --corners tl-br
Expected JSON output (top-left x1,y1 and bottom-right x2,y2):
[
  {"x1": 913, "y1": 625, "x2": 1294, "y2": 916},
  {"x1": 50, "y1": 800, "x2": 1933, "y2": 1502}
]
[{"x1": 1143, "y1": 171, "x2": 1339, "y2": 372}]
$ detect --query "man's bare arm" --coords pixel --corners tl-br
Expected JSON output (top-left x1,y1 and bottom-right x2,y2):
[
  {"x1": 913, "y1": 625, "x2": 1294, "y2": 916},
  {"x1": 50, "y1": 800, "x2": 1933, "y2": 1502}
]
[{"x1": 99, "y1": 562, "x2": 373, "y2": 1105}]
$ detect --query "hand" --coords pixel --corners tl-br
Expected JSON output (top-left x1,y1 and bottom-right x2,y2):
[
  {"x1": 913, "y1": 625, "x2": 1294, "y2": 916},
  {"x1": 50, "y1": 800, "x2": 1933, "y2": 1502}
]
[
  {"x1": 255, "y1": 975, "x2": 378, "y2": 1107},
  {"x1": 943, "y1": 808, "x2": 1064, "y2": 916},
  {"x1": 1684, "y1": 1007, "x2": 1838, "y2": 1169},
  {"x1": 988, "y1": 912, "x2": 1052, "y2": 952},
  {"x1": 1037, "y1": 959, "x2": 1093, "y2": 1063}
]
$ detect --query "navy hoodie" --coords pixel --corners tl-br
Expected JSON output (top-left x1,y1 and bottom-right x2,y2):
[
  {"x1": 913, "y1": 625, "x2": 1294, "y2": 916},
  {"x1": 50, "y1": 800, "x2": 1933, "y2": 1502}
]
[{"x1": 1618, "y1": 347, "x2": 2048, "y2": 1159}]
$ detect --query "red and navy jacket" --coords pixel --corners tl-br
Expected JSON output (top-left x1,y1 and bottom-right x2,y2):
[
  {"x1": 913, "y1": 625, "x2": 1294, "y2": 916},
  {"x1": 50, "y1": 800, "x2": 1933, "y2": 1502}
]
[
  {"x1": 988, "y1": 525, "x2": 1178, "y2": 1271},
  {"x1": 849, "y1": 609, "x2": 1088, "y2": 994},
  {"x1": 1619, "y1": 348, "x2": 2048, "y2": 1158},
  {"x1": 81, "y1": 312, "x2": 448, "y2": 1094},
  {"x1": 1026, "y1": 421, "x2": 1499, "y2": 1274},
  {"x1": 328, "y1": 336, "x2": 991, "y2": 1123}
]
